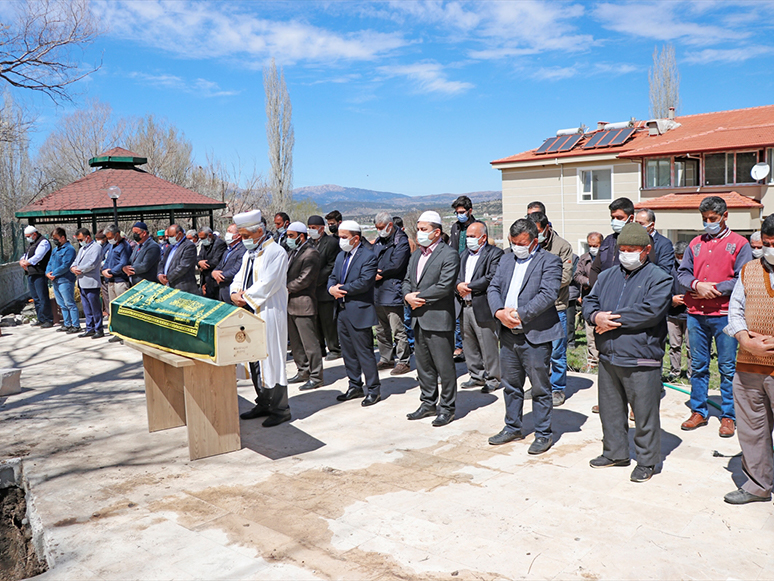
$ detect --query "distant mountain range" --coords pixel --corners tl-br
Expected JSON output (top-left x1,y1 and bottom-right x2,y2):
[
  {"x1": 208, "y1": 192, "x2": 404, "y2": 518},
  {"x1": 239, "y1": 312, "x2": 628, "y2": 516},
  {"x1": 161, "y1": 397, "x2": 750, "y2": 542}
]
[{"x1": 293, "y1": 184, "x2": 501, "y2": 214}]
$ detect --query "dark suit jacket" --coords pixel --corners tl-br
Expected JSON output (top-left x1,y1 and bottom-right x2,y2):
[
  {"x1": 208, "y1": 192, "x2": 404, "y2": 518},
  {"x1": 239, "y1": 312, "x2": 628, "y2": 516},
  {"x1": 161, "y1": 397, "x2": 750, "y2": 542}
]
[
  {"x1": 130, "y1": 239, "x2": 161, "y2": 285},
  {"x1": 327, "y1": 243, "x2": 378, "y2": 329},
  {"x1": 159, "y1": 238, "x2": 200, "y2": 295},
  {"x1": 373, "y1": 228, "x2": 411, "y2": 307},
  {"x1": 487, "y1": 247, "x2": 563, "y2": 345},
  {"x1": 287, "y1": 242, "x2": 320, "y2": 317},
  {"x1": 457, "y1": 243, "x2": 504, "y2": 325},
  {"x1": 402, "y1": 242, "x2": 460, "y2": 332},
  {"x1": 198, "y1": 237, "x2": 227, "y2": 289},
  {"x1": 312, "y1": 234, "x2": 340, "y2": 302},
  {"x1": 214, "y1": 241, "x2": 246, "y2": 302}
]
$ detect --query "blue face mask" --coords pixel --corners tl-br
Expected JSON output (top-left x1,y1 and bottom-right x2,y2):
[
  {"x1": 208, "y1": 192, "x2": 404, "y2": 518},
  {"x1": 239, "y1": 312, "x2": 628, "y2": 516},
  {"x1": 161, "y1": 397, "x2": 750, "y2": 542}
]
[
  {"x1": 286, "y1": 236, "x2": 298, "y2": 250},
  {"x1": 703, "y1": 221, "x2": 722, "y2": 236},
  {"x1": 457, "y1": 213, "x2": 469, "y2": 223}
]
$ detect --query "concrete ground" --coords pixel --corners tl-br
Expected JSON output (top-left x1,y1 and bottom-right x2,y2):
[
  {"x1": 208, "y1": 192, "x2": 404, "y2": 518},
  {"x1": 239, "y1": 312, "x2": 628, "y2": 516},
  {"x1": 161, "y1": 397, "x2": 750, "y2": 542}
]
[{"x1": 1, "y1": 323, "x2": 772, "y2": 581}]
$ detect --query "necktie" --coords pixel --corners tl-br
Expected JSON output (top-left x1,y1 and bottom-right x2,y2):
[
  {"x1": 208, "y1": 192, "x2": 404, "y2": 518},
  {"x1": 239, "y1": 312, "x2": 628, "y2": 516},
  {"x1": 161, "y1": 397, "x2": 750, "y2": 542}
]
[{"x1": 342, "y1": 252, "x2": 352, "y2": 281}]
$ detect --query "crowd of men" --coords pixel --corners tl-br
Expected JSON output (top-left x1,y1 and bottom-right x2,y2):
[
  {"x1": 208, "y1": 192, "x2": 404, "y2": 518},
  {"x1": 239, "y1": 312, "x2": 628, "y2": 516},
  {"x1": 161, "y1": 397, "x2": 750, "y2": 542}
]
[{"x1": 19, "y1": 193, "x2": 774, "y2": 504}]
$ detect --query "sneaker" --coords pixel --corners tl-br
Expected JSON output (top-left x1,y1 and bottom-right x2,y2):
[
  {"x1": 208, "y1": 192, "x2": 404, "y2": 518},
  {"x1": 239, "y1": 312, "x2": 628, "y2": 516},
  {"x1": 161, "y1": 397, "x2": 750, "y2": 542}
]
[
  {"x1": 488, "y1": 428, "x2": 525, "y2": 445},
  {"x1": 56, "y1": 326, "x2": 69, "y2": 332},
  {"x1": 66, "y1": 326, "x2": 81, "y2": 334},
  {"x1": 630, "y1": 464, "x2": 654, "y2": 483},
  {"x1": 724, "y1": 488, "x2": 771, "y2": 505},
  {"x1": 589, "y1": 455, "x2": 630, "y2": 468},
  {"x1": 552, "y1": 390, "x2": 566, "y2": 407}
]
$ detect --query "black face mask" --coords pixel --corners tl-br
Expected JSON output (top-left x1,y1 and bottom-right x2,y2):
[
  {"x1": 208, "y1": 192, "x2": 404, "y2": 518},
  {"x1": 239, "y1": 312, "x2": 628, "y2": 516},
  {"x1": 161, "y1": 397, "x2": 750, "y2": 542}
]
[
  {"x1": 54, "y1": 239, "x2": 62, "y2": 247},
  {"x1": 328, "y1": 224, "x2": 338, "y2": 235},
  {"x1": 132, "y1": 232, "x2": 142, "y2": 242}
]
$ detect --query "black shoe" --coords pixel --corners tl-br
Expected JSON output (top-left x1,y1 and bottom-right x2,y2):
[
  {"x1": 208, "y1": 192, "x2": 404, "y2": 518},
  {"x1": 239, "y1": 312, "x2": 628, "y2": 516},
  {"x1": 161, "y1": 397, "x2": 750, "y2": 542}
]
[
  {"x1": 630, "y1": 464, "x2": 655, "y2": 483},
  {"x1": 288, "y1": 373, "x2": 309, "y2": 384},
  {"x1": 30, "y1": 320, "x2": 42, "y2": 327},
  {"x1": 524, "y1": 388, "x2": 533, "y2": 400},
  {"x1": 262, "y1": 412, "x2": 291, "y2": 427},
  {"x1": 336, "y1": 388, "x2": 365, "y2": 402},
  {"x1": 108, "y1": 335, "x2": 123, "y2": 343},
  {"x1": 407, "y1": 405, "x2": 437, "y2": 420},
  {"x1": 78, "y1": 330, "x2": 95, "y2": 338},
  {"x1": 488, "y1": 428, "x2": 525, "y2": 445},
  {"x1": 362, "y1": 393, "x2": 381, "y2": 407},
  {"x1": 589, "y1": 455, "x2": 631, "y2": 469},
  {"x1": 324, "y1": 352, "x2": 342, "y2": 361},
  {"x1": 453, "y1": 351, "x2": 466, "y2": 363},
  {"x1": 298, "y1": 380, "x2": 323, "y2": 391},
  {"x1": 91, "y1": 330, "x2": 105, "y2": 339},
  {"x1": 67, "y1": 326, "x2": 82, "y2": 334},
  {"x1": 40, "y1": 322, "x2": 54, "y2": 328},
  {"x1": 724, "y1": 488, "x2": 772, "y2": 505},
  {"x1": 56, "y1": 325, "x2": 69, "y2": 332},
  {"x1": 460, "y1": 378, "x2": 486, "y2": 389},
  {"x1": 528, "y1": 436, "x2": 553, "y2": 455},
  {"x1": 240, "y1": 405, "x2": 270, "y2": 420},
  {"x1": 481, "y1": 383, "x2": 501, "y2": 394},
  {"x1": 432, "y1": 412, "x2": 454, "y2": 427}
]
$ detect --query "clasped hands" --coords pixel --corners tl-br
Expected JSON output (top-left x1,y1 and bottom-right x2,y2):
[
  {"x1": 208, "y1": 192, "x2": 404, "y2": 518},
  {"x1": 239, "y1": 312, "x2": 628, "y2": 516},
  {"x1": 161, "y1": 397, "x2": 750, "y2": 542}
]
[
  {"x1": 496, "y1": 307, "x2": 521, "y2": 329},
  {"x1": 594, "y1": 311, "x2": 621, "y2": 334},
  {"x1": 329, "y1": 284, "x2": 348, "y2": 300},
  {"x1": 405, "y1": 292, "x2": 426, "y2": 310}
]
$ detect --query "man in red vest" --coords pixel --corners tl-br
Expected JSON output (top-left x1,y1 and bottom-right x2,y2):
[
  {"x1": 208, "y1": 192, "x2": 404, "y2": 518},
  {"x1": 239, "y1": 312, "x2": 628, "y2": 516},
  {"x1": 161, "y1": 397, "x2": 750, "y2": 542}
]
[
  {"x1": 722, "y1": 214, "x2": 774, "y2": 504},
  {"x1": 677, "y1": 196, "x2": 752, "y2": 437}
]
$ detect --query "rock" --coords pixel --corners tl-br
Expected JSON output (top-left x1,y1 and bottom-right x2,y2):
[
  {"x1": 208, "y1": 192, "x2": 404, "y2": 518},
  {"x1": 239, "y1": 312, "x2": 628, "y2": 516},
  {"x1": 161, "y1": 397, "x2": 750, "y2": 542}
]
[
  {"x1": 0, "y1": 368, "x2": 21, "y2": 396},
  {"x1": 0, "y1": 315, "x2": 17, "y2": 327}
]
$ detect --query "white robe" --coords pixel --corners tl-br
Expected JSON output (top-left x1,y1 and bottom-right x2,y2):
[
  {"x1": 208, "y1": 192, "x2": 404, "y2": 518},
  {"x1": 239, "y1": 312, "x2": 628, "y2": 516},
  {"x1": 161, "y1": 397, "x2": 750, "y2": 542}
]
[{"x1": 230, "y1": 237, "x2": 289, "y2": 388}]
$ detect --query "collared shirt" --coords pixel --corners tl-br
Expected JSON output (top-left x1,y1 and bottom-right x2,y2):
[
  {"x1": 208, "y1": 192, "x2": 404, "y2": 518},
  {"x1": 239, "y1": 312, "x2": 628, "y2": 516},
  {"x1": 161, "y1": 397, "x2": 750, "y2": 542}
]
[
  {"x1": 416, "y1": 238, "x2": 440, "y2": 279},
  {"x1": 725, "y1": 260, "x2": 774, "y2": 337},
  {"x1": 163, "y1": 237, "x2": 184, "y2": 275},
  {"x1": 24, "y1": 236, "x2": 51, "y2": 265},
  {"x1": 503, "y1": 247, "x2": 538, "y2": 318},
  {"x1": 464, "y1": 244, "x2": 484, "y2": 284},
  {"x1": 342, "y1": 242, "x2": 360, "y2": 281}
]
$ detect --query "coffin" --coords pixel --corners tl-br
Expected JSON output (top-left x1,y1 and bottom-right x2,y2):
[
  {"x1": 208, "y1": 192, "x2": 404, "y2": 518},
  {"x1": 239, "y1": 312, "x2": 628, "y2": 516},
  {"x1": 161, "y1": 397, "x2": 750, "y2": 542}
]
[{"x1": 109, "y1": 280, "x2": 266, "y2": 366}]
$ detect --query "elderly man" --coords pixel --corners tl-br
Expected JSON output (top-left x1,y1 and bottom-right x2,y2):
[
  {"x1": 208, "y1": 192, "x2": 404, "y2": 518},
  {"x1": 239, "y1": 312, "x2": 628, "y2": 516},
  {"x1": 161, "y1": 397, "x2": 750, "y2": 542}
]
[
  {"x1": 231, "y1": 210, "x2": 291, "y2": 427},
  {"x1": 71, "y1": 228, "x2": 105, "y2": 338},
  {"x1": 678, "y1": 196, "x2": 752, "y2": 437},
  {"x1": 373, "y1": 211, "x2": 412, "y2": 375},
  {"x1": 750, "y1": 231, "x2": 763, "y2": 260},
  {"x1": 158, "y1": 225, "x2": 200, "y2": 294},
  {"x1": 583, "y1": 223, "x2": 672, "y2": 483},
  {"x1": 575, "y1": 231, "x2": 603, "y2": 372},
  {"x1": 286, "y1": 222, "x2": 323, "y2": 391},
  {"x1": 197, "y1": 226, "x2": 227, "y2": 299},
  {"x1": 634, "y1": 208, "x2": 675, "y2": 273},
  {"x1": 46, "y1": 227, "x2": 79, "y2": 333},
  {"x1": 211, "y1": 224, "x2": 246, "y2": 304},
  {"x1": 403, "y1": 211, "x2": 460, "y2": 426},
  {"x1": 307, "y1": 215, "x2": 342, "y2": 360},
  {"x1": 123, "y1": 222, "x2": 161, "y2": 285},
  {"x1": 329, "y1": 220, "x2": 381, "y2": 406},
  {"x1": 723, "y1": 215, "x2": 774, "y2": 504},
  {"x1": 457, "y1": 221, "x2": 503, "y2": 393},
  {"x1": 487, "y1": 218, "x2": 562, "y2": 455},
  {"x1": 20, "y1": 225, "x2": 53, "y2": 327}
]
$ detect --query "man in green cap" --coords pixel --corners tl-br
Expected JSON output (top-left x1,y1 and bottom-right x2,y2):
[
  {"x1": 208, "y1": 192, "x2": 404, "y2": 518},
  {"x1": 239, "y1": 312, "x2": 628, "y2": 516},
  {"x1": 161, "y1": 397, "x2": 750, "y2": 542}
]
[{"x1": 582, "y1": 223, "x2": 672, "y2": 483}]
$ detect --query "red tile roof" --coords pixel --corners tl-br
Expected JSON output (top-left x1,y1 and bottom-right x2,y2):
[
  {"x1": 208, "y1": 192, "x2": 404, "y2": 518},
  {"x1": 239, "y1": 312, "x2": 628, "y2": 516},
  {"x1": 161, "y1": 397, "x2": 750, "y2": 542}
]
[
  {"x1": 96, "y1": 146, "x2": 143, "y2": 158},
  {"x1": 635, "y1": 191, "x2": 763, "y2": 211}
]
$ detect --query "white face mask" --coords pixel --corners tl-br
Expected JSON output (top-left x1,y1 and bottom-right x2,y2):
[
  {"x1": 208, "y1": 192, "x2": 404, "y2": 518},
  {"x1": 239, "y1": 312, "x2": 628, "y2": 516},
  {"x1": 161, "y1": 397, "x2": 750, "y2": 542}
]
[
  {"x1": 589, "y1": 246, "x2": 599, "y2": 257},
  {"x1": 417, "y1": 230, "x2": 434, "y2": 247},
  {"x1": 339, "y1": 237, "x2": 354, "y2": 252},
  {"x1": 308, "y1": 228, "x2": 321, "y2": 240},
  {"x1": 752, "y1": 247, "x2": 764, "y2": 259},
  {"x1": 512, "y1": 241, "x2": 533, "y2": 260},
  {"x1": 243, "y1": 237, "x2": 259, "y2": 251},
  {"x1": 108, "y1": 238, "x2": 118, "y2": 246},
  {"x1": 763, "y1": 247, "x2": 774, "y2": 265},
  {"x1": 201, "y1": 238, "x2": 212, "y2": 247},
  {"x1": 619, "y1": 250, "x2": 643, "y2": 271},
  {"x1": 225, "y1": 232, "x2": 235, "y2": 244},
  {"x1": 466, "y1": 236, "x2": 482, "y2": 252},
  {"x1": 611, "y1": 218, "x2": 628, "y2": 234},
  {"x1": 378, "y1": 226, "x2": 391, "y2": 238},
  {"x1": 25, "y1": 236, "x2": 33, "y2": 243}
]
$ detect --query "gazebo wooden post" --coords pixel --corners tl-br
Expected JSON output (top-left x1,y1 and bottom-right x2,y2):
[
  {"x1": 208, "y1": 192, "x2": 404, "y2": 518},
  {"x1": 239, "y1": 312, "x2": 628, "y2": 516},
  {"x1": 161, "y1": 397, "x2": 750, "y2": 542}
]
[
  {"x1": 209, "y1": 209, "x2": 214, "y2": 230},
  {"x1": 91, "y1": 214, "x2": 97, "y2": 236}
]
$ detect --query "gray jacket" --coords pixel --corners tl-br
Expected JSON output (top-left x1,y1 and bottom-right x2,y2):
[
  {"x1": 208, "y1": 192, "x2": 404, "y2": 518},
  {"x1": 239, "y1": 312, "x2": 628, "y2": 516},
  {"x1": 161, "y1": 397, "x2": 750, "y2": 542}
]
[
  {"x1": 71, "y1": 240, "x2": 103, "y2": 289},
  {"x1": 402, "y1": 242, "x2": 460, "y2": 332}
]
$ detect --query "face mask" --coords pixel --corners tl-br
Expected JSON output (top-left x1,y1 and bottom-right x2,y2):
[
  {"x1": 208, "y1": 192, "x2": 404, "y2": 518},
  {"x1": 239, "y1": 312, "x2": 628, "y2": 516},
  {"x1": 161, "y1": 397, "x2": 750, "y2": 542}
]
[
  {"x1": 589, "y1": 246, "x2": 599, "y2": 257},
  {"x1": 286, "y1": 236, "x2": 298, "y2": 250},
  {"x1": 328, "y1": 225, "x2": 338, "y2": 235},
  {"x1": 537, "y1": 232, "x2": 547, "y2": 244},
  {"x1": 308, "y1": 228, "x2": 321, "y2": 240},
  {"x1": 339, "y1": 237, "x2": 354, "y2": 252},
  {"x1": 243, "y1": 237, "x2": 259, "y2": 251},
  {"x1": 640, "y1": 222, "x2": 654, "y2": 234},
  {"x1": 611, "y1": 218, "x2": 628, "y2": 234},
  {"x1": 512, "y1": 242, "x2": 533, "y2": 260},
  {"x1": 752, "y1": 248, "x2": 764, "y2": 259},
  {"x1": 763, "y1": 247, "x2": 774, "y2": 265},
  {"x1": 466, "y1": 236, "x2": 482, "y2": 252},
  {"x1": 201, "y1": 238, "x2": 212, "y2": 247},
  {"x1": 277, "y1": 227, "x2": 286, "y2": 235},
  {"x1": 704, "y1": 221, "x2": 721, "y2": 236},
  {"x1": 225, "y1": 232, "x2": 235, "y2": 244},
  {"x1": 132, "y1": 233, "x2": 142, "y2": 242},
  {"x1": 53, "y1": 239, "x2": 62, "y2": 247},
  {"x1": 417, "y1": 231, "x2": 433, "y2": 247},
  {"x1": 108, "y1": 238, "x2": 117, "y2": 246},
  {"x1": 378, "y1": 226, "x2": 391, "y2": 238},
  {"x1": 619, "y1": 250, "x2": 643, "y2": 271},
  {"x1": 97, "y1": 240, "x2": 106, "y2": 247},
  {"x1": 25, "y1": 236, "x2": 33, "y2": 243},
  {"x1": 457, "y1": 213, "x2": 468, "y2": 223}
]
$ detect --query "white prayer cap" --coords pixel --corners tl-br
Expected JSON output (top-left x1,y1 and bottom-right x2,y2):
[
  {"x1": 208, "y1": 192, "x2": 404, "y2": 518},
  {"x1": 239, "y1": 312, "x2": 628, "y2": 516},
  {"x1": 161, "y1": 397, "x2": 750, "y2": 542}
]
[
  {"x1": 339, "y1": 220, "x2": 361, "y2": 233},
  {"x1": 288, "y1": 221, "x2": 307, "y2": 234},
  {"x1": 418, "y1": 211, "x2": 442, "y2": 224},
  {"x1": 233, "y1": 210, "x2": 262, "y2": 228},
  {"x1": 24, "y1": 225, "x2": 37, "y2": 235},
  {"x1": 213, "y1": 231, "x2": 221, "y2": 237}
]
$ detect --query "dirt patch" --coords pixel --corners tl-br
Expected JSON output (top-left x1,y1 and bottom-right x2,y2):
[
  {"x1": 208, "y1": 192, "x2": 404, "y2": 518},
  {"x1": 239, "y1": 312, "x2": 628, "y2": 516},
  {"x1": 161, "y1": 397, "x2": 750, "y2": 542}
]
[{"x1": 0, "y1": 486, "x2": 47, "y2": 581}]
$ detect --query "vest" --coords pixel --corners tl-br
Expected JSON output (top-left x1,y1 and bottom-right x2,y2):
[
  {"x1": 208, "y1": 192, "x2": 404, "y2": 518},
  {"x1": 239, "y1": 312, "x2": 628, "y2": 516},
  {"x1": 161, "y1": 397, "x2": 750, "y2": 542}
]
[
  {"x1": 736, "y1": 260, "x2": 774, "y2": 375},
  {"x1": 684, "y1": 230, "x2": 747, "y2": 316},
  {"x1": 25, "y1": 235, "x2": 52, "y2": 277}
]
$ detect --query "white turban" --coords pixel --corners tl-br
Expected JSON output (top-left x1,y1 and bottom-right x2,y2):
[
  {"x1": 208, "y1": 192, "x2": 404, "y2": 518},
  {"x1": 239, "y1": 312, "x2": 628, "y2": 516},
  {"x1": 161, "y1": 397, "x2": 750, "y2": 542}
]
[
  {"x1": 339, "y1": 220, "x2": 361, "y2": 233},
  {"x1": 288, "y1": 221, "x2": 307, "y2": 234},
  {"x1": 24, "y1": 225, "x2": 37, "y2": 235},
  {"x1": 418, "y1": 211, "x2": 442, "y2": 224},
  {"x1": 233, "y1": 210, "x2": 262, "y2": 228}
]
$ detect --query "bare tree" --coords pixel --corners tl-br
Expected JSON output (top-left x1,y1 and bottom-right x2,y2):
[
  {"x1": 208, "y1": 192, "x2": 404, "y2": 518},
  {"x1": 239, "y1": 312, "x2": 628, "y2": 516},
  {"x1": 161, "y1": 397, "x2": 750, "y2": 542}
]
[
  {"x1": 124, "y1": 115, "x2": 193, "y2": 187},
  {"x1": 649, "y1": 43, "x2": 680, "y2": 119},
  {"x1": 264, "y1": 57, "x2": 294, "y2": 214},
  {"x1": 0, "y1": 0, "x2": 101, "y2": 102}
]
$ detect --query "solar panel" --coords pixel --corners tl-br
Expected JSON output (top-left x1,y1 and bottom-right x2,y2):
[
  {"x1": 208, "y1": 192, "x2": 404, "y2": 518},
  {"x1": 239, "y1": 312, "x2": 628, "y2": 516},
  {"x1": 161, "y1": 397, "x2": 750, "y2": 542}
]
[
  {"x1": 596, "y1": 129, "x2": 620, "y2": 147},
  {"x1": 609, "y1": 127, "x2": 636, "y2": 146},
  {"x1": 546, "y1": 135, "x2": 571, "y2": 153},
  {"x1": 557, "y1": 133, "x2": 583, "y2": 152},
  {"x1": 535, "y1": 137, "x2": 559, "y2": 154},
  {"x1": 582, "y1": 131, "x2": 609, "y2": 149}
]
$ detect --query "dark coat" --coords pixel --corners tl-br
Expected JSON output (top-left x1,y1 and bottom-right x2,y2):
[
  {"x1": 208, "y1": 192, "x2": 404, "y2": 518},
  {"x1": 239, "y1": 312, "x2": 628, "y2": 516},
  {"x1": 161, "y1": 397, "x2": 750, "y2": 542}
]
[
  {"x1": 328, "y1": 243, "x2": 378, "y2": 329},
  {"x1": 449, "y1": 214, "x2": 475, "y2": 255},
  {"x1": 312, "y1": 234, "x2": 340, "y2": 302},
  {"x1": 402, "y1": 242, "x2": 460, "y2": 332},
  {"x1": 159, "y1": 238, "x2": 200, "y2": 295},
  {"x1": 103, "y1": 238, "x2": 132, "y2": 283},
  {"x1": 457, "y1": 243, "x2": 503, "y2": 325},
  {"x1": 668, "y1": 261, "x2": 689, "y2": 320},
  {"x1": 214, "y1": 241, "x2": 246, "y2": 302},
  {"x1": 651, "y1": 231, "x2": 675, "y2": 274},
  {"x1": 287, "y1": 241, "x2": 320, "y2": 317},
  {"x1": 487, "y1": 247, "x2": 563, "y2": 345},
  {"x1": 198, "y1": 237, "x2": 227, "y2": 292},
  {"x1": 129, "y1": 239, "x2": 161, "y2": 285},
  {"x1": 373, "y1": 227, "x2": 411, "y2": 307}
]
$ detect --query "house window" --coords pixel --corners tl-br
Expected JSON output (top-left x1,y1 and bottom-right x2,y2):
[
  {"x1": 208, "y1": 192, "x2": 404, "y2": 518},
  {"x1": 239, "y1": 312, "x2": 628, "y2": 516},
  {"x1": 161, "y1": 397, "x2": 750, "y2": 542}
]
[
  {"x1": 767, "y1": 148, "x2": 774, "y2": 183},
  {"x1": 645, "y1": 158, "x2": 671, "y2": 188},
  {"x1": 579, "y1": 167, "x2": 612, "y2": 201},
  {"x1": 704, "y1": 151, "x2": 759, "y2": 185},
  {"x1": 736, "y1": 151, "x2": 757, "y2": 184},
  {"x1": 674, "y1": 157, "x2": 699, "y2": 187},
  {"x1": 704, "y1": 153, "x2": 726, "y2": 185}
]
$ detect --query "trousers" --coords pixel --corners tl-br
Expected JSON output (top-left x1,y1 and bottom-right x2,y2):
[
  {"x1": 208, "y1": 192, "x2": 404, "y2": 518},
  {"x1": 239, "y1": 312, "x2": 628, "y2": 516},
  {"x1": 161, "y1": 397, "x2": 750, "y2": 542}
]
[
  {"x1": 375, "y1": 305, "x2": 411, "y2": 365},
  {"x1": 288, "y1": 314, "x2": 323, "y2": 383},
  {"x1": 500, "y1": 332, "x2": 552, "y2": 438},
  {"x1": 52, "y1": 277, "x2": 79, "y2": 327},
  {"x1": 28, "y1": 274, "x2": 53, "y2": 324},
  {"x1": 338, "y1": 308, "x2": 380, "y2": 396},
  {"x1": 461, "y1": 304, "x2": 500, "y2": 389},
  {"x1": 734, "y1": 371, "x2": 774, "y2": 497},
  {"x1": 79, "y1": 285, "x2": 102, "y2": 332},
  {"x1": 316, "y1": 300, "x2": 341, "y2": 356},
  {"x1": 414, "y1": 325, "x2": 456, "y2": 414}
]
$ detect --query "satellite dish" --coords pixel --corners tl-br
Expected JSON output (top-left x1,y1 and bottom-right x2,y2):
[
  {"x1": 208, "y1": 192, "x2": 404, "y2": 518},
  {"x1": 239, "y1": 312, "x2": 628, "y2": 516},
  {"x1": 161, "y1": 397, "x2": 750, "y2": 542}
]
[{"x1": 751, "y1": 162, "x2": 770, "y2": 181}]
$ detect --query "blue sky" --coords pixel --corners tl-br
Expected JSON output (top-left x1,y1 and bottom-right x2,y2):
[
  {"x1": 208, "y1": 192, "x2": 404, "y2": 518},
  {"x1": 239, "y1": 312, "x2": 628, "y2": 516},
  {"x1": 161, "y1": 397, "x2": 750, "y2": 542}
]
[{"x1": 24, "y1": 0, "x2": 774, "y2": 196}]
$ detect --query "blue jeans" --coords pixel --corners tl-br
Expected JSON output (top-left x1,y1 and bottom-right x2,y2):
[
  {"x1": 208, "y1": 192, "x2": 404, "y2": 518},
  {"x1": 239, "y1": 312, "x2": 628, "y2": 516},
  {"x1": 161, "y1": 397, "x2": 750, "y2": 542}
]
[
  {"x1": 551, "y1": 309, "x2": 568, "y2": 392},
  {"x1": 28, "y1": 274, "x2": 53, "y2": 324},
  {"x1": 52, "y1": 277, "x2": 79, "y2": 327},
  {"x1": 455, "y1": 316, "x2": 463, "y2": 350},
  {"x1": 403, "y1": 305, "x2": 414, "y2": 349},
  {"x1": 687, "y1": 314, "x2": 737, "y2": 420}
]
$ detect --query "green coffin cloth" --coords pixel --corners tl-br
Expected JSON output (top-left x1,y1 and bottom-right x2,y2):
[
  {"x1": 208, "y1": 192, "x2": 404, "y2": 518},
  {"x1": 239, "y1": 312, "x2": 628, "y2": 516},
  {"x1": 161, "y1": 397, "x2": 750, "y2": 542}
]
[{"x1": 109, "y1": 280, "x2": 238, "y2": 360}]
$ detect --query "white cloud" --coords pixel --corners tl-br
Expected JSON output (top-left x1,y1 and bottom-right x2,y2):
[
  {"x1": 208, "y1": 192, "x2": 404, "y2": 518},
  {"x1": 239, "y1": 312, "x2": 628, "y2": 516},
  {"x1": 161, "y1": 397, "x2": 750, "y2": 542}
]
[
  {"x1": 378, "y1": 62, "x2": 473, "y2": 95},
  {"x1": 128, "y1": 72, "x2": 239, "y2": 97},
  {"x1": 531, "y1": 61, "x2": 640, "y2": 81},
  {"x1": 684, "y1": 46, "x2": 774, "y2": 64}
]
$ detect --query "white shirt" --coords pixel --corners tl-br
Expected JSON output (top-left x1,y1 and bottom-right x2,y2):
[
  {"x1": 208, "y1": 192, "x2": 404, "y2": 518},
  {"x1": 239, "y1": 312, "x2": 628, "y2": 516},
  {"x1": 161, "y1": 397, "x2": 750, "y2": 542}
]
[
  {"x1": 464, "y1": 246, "x2": 483, "y2": 284},
  {"x1": 503, "y1": 248, "x2": 538, "y2": 317}
]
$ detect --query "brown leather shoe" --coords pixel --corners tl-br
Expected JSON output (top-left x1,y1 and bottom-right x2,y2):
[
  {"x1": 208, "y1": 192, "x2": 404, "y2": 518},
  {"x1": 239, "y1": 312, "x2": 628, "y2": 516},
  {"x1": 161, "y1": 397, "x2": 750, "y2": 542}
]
[
  {"x1": 681, "y1": 412, "x2": 708, "y2": 431},
  {"x1": 377, "y1": 360, "x2": 395, "y2": 370},
  {"x1": 719, "y1": 417, "x2": 735, "y2": 438},
  {"x1": 591, "y1": 405, "x2": 599, "y2": 414},
  {"x1": 390, "y1": 363, "x2": 411, "y2": 376}
]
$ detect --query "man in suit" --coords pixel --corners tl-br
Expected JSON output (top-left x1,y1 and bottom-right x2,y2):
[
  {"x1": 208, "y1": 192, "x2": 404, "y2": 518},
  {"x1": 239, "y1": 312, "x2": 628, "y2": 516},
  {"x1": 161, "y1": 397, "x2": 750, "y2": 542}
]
[
  {"x1": 457, "y1": 221, "x2": 504, "y2": 393},
  {"x1": 373, "y1": 211, "x2": 412, "y2": 375},
  {"x1": 403, "y1": 211, "x2": 461, "y2": 427},
  {"x1": 211, "y1": 224, "x2": 246, "y2": 304},
  {"x1": 123, "y1": 221, "x2": 161, "y2": 285},
  {"x1": 487, "y1": 218, "x2": 563, "y2": 455},
  {"x1": 328, "y1": 220, "x2": 381, "y2": 406},
  {"x1": 308, "y1": 215, "x2": 342, "y2": 360},
  {"x1": 286, "y1": 222, "x2": 324, "y2": 390},
  {"x1": 158, "y1": 224, "x2": 200, "y2": 295},
  {"x1": 197, "y1": 226, "x2": 227, "y2": 299}
]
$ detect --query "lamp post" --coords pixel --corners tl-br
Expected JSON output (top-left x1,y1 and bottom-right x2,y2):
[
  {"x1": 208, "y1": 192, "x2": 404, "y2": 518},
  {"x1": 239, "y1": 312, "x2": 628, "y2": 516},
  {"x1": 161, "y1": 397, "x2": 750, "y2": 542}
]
[{"x1": 107, "y1": 186, "x2": 121, "y2": 227}]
